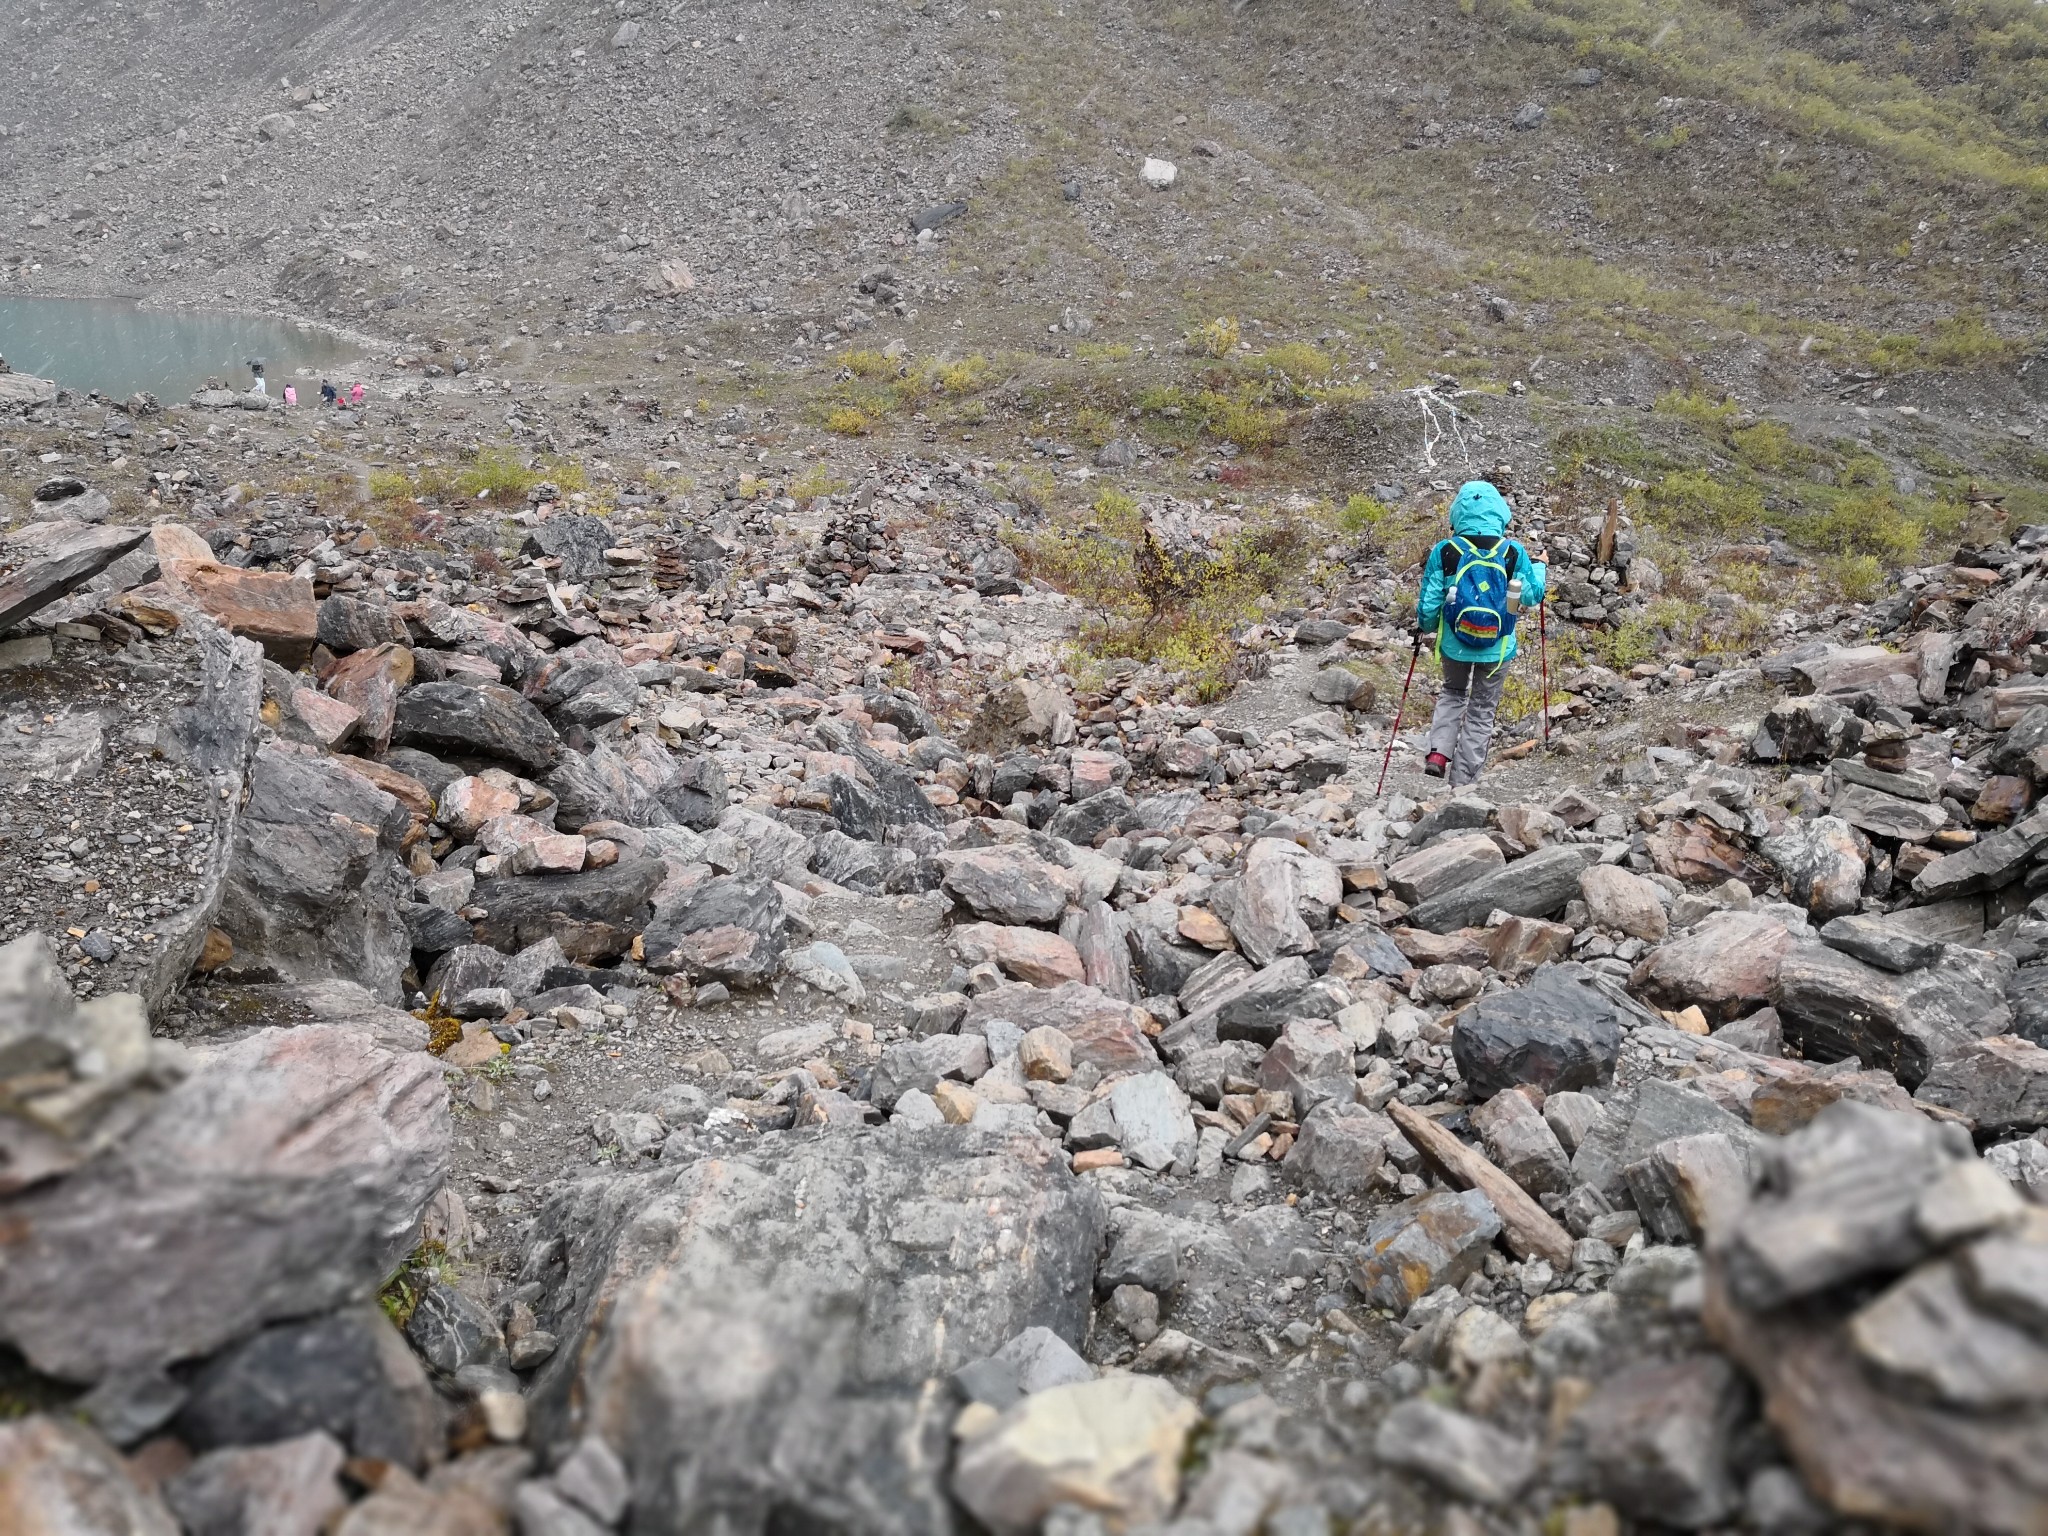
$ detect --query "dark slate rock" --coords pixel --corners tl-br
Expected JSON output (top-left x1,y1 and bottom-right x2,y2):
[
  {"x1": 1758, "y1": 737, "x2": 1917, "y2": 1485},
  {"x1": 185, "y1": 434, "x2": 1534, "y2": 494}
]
[
  {"x1": 402, "y1": 901, "x2": 474, "y2": 956},
  {"x1": 1160, "y1": 956, "x2": 1319, "y2": 1056},
  {"x1": 1774, "y1": 940, "x2": 2015, "y2": 1088},
  {"x1": 1912, "y1": 809, "x2": 2048, "y2": 901},
  {"x1": 863, "y1": 687, "x2": 935, "y2": 740},
  {"x1": 404, "y1": 1283, "x2": 506, "y2": 1377},
  {"x1": 542, "y1": 749, "x2": 626, "y2": 832},
  {"x1": 810, "y1": 830, "x2": 894, "y2": 893},
  {"x1": 1405, "y1": 794, "x2": 1493, "y2": 847},
  {"x1": 0, "y1": 523, "x2": 149, "y2": 633},
  {"x1": 1322, "y1": 922, "x2": 1409, "y2": 977},
  {"x1": 523, "y1": 514, "x2": 615, "y2": 583},
  {"x1": 1046, "y1": 788, "x2": 1136, "y2": 847},
  {"x1": 425, "y1": 944, "x2": 505, "y2": 1003},
  {"x1": 316, "y1": 594, "x2": 409, "y2": 654},
  {"x1": 1990, "y1": 706, "x2": 2048, "y2": 776},
  {"x1": 1451, "y1": 961, "x2": 1650, "y2": 1098},
  {"x1": 1411, "y1": 845, "x2": 1601, "y2": 934},
  {"x1": 1818, "y1": 914, "x2": 1944, "y2": 974},
  {"x1": 657, "y1": 755, "x2": 728, "y2": 831},
  {"x1": 384, "y1": 746, "x2": 465, "y2": 801},
  {"x1": 641, "y1": 875, "x2": 786, "y2": 986},
  {"x1": 470, "y1": 857, "x2": 665, "y2": 962},
  {"x1": 393, "y1": 681, "x2": 560, "y2": 775},
  {"x1": 553, "y1": 670, "x2": 641, "y2": 730},
  {"x1": 2011, "y1": 965, "x2": 2048, "y2": 1046},
  {"x1": 1128, "y1": 927, "x2": 1208, "y2": 998},
  {"x1": 175, "y1": 1306, "x2": 442, "y2": 1471}
]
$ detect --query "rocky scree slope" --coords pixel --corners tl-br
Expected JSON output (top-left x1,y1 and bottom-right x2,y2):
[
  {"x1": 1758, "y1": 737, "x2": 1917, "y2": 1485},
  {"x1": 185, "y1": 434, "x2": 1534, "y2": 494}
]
[{"x1": 7, "y1": 391, "x2": 2048, "y2": 1535}]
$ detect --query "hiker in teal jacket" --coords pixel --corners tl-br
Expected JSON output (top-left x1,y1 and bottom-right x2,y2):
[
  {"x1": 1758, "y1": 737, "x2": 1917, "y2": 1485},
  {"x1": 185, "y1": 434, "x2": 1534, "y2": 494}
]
[{"x1": 1414, "y1": 480, "x2": 1548, "y2": 786}]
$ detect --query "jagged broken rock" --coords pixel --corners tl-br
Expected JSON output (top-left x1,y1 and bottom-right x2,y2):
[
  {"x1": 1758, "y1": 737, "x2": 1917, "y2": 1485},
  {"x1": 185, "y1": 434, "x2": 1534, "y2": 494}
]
[
  {"x1": 215, "y1": 745, "x2": 414, "y2": 1004},
  {"x1": 0, "y1": 1025, "x2": 450, "y2": 1382}
]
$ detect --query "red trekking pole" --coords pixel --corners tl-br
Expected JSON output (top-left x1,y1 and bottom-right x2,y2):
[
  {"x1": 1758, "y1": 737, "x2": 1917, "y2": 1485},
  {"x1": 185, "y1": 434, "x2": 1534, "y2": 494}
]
[{"x1": 1375, "y1": 631, "x2": 1426, "y2": 798}]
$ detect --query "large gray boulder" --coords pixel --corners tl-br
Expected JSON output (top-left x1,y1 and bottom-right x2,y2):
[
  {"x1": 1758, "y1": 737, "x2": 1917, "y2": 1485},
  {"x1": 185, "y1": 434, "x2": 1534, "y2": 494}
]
[
  {"x1": 514, "y1": 1129, "x2": 1104, "y2": 1534},
  {"x1": 392, "y1": 680, "x2": 560, "y2": 775},
  {"x1": 640, "y1": 874, "x2": 787, "y2": 986},
  {"x1": 0, "y1": 1025, "x2": 450, "y2": 1382},
  {"x1": 215, "y1": 745, "x2": 412, "y2": 1004},
  {"x1": 1451, "y1": 962, "x2": 1654, "y2": 1098},
  {"x1": 1773, "y1": 940, "x2": 2014, "y2": 1088},
  {"x1": 469, "y1": 856, "x2": 666, "y2": 963}
]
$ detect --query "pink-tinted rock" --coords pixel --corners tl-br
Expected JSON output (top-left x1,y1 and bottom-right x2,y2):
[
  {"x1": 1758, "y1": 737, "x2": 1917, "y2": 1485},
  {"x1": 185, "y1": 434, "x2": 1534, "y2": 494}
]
[
  {"x1": 323, "y1": 643, "x2": 414, "y2": 754},
  {"x1": 437, "y1": 775, "x2": 521, "y2": 840},
  {"x1": 1631, "y1": 911, "x2": 1796, "y2": 1023},
  {"x1": 289, "y1": 687, "x2": 361, "y2": 749},
  {"x1": 503, "y1": 832, "x2": 590, "y2": 876},
  {"x1": 964, "y1": 982, "x2": 1157, "y2": 1072},
  {"x1": 951, "y1": 922, "x2": 1086, "y2": 988}
]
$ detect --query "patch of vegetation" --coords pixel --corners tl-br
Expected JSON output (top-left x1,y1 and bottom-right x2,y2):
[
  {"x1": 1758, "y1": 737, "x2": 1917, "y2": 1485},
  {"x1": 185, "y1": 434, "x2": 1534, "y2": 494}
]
[
  {"x1": 1821, "y1": 552, "x2": 1887, "y2": 605},
  {"x1": 791, "y1": 463, "x2": 848, "y2": 501},
  {"x1": 886, "y1": 102, "x2": 948, "y2": 134},
  {"x1": 1337, "y1": 493, "x2": 1392, "y2": 535},
  {"x1": 1480, "y1": 0, "x2": 2048, "y2": 195},
  {"x1": 1017, "y1": 489, "x2": 1328, "y2": 701},
  {"x1": 1862, "y1": 313, "x2": 2030, "y2": 376},
  {"x1": 1798, "y1": 488, "x2": 1966, "y2": 564},
  {"x1": 1189, "y1": 316, "x2": 1242, "y2": 359},
  {"x1": 1646, "y1": 470, "x2": 1768, "y2": 538},
  {"x1": 378, "y1": 1240, "x2": 454, "y2": 1330},
  {"x1": 415, "y1": 993, "x2": 464, "y2": 1056},
  {"x1": 368, "y1": 446, "x2": 587, "y2": 506},
  {"x1": 825, "y1": 406, "x2": 875, "y2": 436}
]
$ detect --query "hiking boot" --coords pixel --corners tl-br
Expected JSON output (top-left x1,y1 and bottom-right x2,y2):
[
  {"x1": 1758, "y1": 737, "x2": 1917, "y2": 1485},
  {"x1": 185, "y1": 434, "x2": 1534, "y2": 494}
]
[{"x1": 1423, "y1": 752, "x2": 1449, "y2": 778}]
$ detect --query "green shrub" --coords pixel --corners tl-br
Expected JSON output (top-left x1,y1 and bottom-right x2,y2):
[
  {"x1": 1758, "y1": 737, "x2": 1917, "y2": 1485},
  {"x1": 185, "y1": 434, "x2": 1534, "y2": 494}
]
[
  {"x1": 1822, "y1": 552, "x2": 1887, "y2": 604},
  {"x1": 1801, "y1": 491, "x2": 1929, "y2": 562},
  {"x1": 1653, "y1": 389, "x2": 1738, "y2": 434},
  {"x1": 1190, "y1": 316, "x2": 1242, "y2": 359},
  {"x1": 1254, "y1": 342, "x2": 1334, "y2": 387},
  {"x1": 1646, "y1": 471, "x2": 1767, "y2": 537},
  {"x1": 1018, "y1": 494, "x2": 1324, "y2": 702},
  {"x1": 1337, "y1": 493, "x2": 1391, "y2": 534}
]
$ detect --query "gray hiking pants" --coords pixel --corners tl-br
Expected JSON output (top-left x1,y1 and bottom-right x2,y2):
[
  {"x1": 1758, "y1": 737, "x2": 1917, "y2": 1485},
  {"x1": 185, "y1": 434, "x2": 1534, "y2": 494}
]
[{"x1": 1428, "y1": 657, "x2": 1510, "y2": 788}]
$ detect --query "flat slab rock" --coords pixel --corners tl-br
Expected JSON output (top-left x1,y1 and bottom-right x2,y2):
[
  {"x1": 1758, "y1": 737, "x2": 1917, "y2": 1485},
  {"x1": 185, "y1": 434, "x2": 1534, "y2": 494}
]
[
  {"x1": 515, "y1": 1127, "x2": 1105, "y2": 1535},
  {"x1": 0, "y1": 521, "x2": 150, "y2": 633},
  {"x1": 1408, "y1": 844, "x2": 1599, "y2": 934}
]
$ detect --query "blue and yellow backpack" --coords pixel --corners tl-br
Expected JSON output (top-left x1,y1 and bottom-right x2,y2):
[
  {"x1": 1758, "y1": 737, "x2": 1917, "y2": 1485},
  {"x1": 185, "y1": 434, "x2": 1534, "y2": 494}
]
[{"x1": 1440, "y1": 535, "x2": 1524, "y2": 648}]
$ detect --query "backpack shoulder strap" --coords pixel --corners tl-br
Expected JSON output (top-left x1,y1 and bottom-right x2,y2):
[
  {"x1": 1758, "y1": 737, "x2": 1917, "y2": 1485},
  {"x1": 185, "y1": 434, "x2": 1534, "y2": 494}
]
[{"x1": 1440, "y1": 540, "x2": 1462, "y2": 578}]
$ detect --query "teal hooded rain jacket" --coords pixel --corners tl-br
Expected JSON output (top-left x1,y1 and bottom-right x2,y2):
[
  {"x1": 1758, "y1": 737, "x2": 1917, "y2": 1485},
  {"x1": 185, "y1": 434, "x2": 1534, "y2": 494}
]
[{"x1": 1416, "y1": 480, "x2": 1549, "y2": 666}]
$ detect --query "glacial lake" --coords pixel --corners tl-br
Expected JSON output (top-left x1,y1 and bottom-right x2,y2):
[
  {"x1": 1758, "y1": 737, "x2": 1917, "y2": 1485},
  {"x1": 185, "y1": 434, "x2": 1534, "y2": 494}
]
[{"x1": 0, "y1": 295, "x2": 363, "y2": 401}]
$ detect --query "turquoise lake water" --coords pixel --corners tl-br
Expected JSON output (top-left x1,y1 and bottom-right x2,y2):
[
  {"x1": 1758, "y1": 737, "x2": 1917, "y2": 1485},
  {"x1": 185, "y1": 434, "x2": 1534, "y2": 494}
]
[{"x1": 0, "y1": 295, "x2": 362, "y2": 400}]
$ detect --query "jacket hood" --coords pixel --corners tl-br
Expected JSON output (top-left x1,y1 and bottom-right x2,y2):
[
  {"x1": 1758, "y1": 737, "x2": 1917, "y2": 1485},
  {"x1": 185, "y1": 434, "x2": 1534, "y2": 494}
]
[{"x1": 1448, "y1": 481, "x2": 1513, "y2": 540}]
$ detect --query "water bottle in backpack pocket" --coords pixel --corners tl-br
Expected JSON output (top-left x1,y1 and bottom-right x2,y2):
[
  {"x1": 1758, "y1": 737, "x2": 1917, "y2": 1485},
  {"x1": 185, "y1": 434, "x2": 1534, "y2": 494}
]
[{"x1": 1440, "y1": 536, "x2": 1521, "y2": 649}]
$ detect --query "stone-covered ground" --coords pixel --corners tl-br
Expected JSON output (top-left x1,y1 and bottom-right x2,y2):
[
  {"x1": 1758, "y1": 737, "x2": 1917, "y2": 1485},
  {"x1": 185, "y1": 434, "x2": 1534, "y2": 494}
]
[{"x1": 4, "y1": 377, "x2": 2048, "y2": 1535}]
